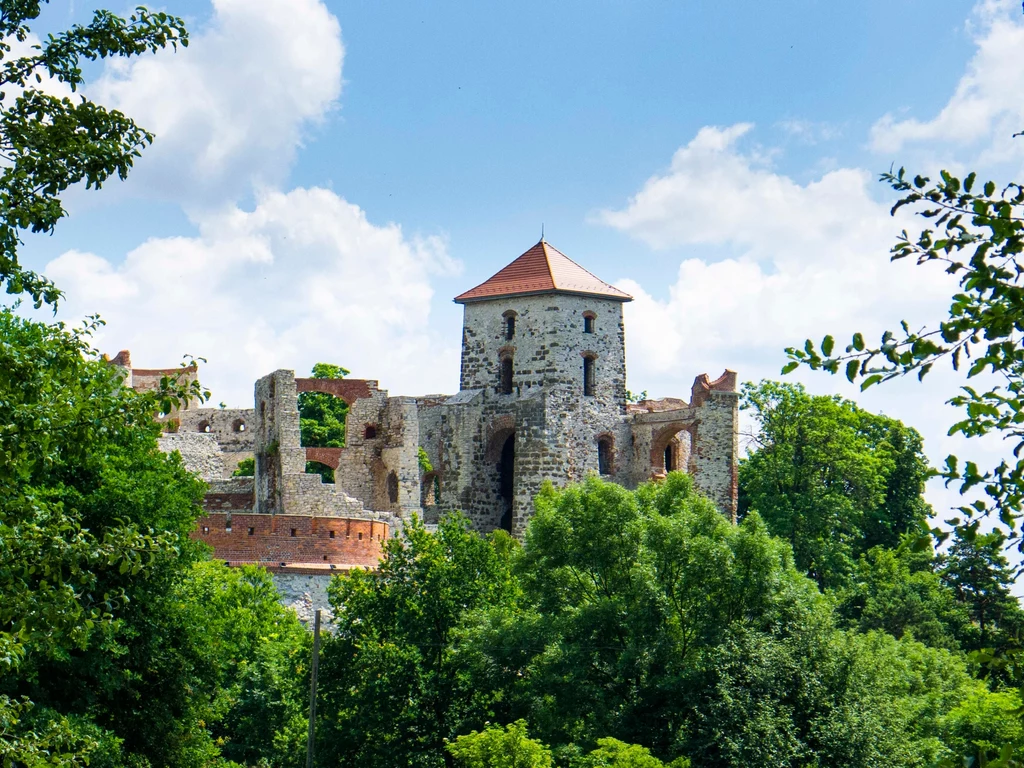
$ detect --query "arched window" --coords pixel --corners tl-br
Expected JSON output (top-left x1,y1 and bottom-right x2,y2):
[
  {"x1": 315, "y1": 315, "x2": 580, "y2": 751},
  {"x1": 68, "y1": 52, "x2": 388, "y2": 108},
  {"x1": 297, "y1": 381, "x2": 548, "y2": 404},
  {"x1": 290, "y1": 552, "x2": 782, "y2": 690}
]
[
  {"x1": 197, "y1": 420, "x2": 211, "y2": 433},
  {"x1": 583, "y1": 311, "x2": 596, "y2": 334},
  {"x1": 664, "y1": 444, "x2": 675, "y2": 472},
  {"x1": 598, "y1": 436, "x2": 613, "y2": 475},
  {"x1": 583, "y1": 354, "x2": 596, "y2": 397},
  {"x1": 500, "y1": 356, "x2": 514, "y2": 395},
  {"x1": 364, "y1": 424, "x2": 378, "y2": 439},
  {"x1": 504, "y1": 313, "x2": 516, "y2": 340},
  {"x1": 232, "y1": 418, "x2": 246, "y2": 432}
]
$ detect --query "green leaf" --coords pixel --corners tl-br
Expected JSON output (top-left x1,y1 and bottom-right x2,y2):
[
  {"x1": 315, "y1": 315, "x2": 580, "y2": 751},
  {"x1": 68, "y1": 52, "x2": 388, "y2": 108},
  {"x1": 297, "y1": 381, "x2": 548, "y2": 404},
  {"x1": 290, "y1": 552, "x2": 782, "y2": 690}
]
[
  {"x1": 821, "y1": 335, "x2": 834, "y2": 357},
  {"x1": 845, "y1": 359, "x2": 859, "y2": 382},
  {"x1": 781, "y1": 361, "x2": 799, "y2": 375}
]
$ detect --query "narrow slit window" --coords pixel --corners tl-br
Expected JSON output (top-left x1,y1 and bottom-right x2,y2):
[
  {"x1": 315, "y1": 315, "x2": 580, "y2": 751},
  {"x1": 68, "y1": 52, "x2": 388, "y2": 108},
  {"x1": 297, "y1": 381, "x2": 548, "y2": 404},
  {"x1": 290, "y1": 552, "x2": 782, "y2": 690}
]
[
  {"x1": 505, "y1": 315, "x2": 515, "y2": 340},
  {"x1": 500, "y1": 357, "x2": 514, "y2": 394},
  {"x1": 583, "y1": 356, "x2": 596, "y2": 397},
  {"x1": 598, "y1": 438, "x2": 613, "y2": 475},
  {"x1": 584, "y1": 315, "x2": 595, "y2": 333}
]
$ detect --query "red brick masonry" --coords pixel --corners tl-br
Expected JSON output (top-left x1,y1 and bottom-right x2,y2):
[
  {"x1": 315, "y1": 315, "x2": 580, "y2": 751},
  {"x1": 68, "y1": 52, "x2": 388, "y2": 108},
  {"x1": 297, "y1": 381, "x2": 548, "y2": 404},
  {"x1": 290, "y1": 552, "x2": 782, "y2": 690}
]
[{"x1": 193, "y1": 513, "x2": 388, "y2": 570}]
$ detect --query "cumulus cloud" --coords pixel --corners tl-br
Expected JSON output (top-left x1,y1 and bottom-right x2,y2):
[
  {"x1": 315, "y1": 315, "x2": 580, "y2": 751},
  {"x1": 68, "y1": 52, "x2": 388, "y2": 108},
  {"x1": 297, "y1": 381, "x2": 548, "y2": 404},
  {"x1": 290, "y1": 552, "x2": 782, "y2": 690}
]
[
  {"x1": 599, "y1": 123, "x2": 996, "y2": 515},
  {"x1": 601, "y1": 124, "x2": 955, "y2": 394},
  {"x1": 91, "y1": 0, "x2": 343, "y2": 205},
  {"x1": 46, "y1": 188, "x2": 462, "y2": 406},
  {"x1": 870, "y1": 0, "x2": 1024, "y2": 165}
]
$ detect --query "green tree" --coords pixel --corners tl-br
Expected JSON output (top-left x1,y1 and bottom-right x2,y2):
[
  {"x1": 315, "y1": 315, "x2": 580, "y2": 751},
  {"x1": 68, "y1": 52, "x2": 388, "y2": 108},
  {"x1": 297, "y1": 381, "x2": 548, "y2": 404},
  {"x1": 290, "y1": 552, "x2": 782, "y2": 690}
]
[
  {"x1": 835, "y1": 544, "x2": 970, "y2": 651},
  {"x1": 0, "y1": 0, "x2": 187, "y2": 307},
  {"x1": 0, "y1": 308, "x2": 221, "y2": 766},
  {"x1": 317, "y1": 514, "x2": 519, "y2": 768},
  {"x1": 577, "y1": 738, "x2": 689, "y2": 768},
  {"x1": 940, "y1": 530, "x2": 1024, "y2": 655},
  {"x1": 471, "y1": 474, "x2": 996, "y2": 768},
  {"x1": 233, "y1": 456, "x2": 255, "y2": 476},
  {"x1": 739, "y1": 380, "x2": 932, "y2": 589},
  {"x1": 185, "y1": 562, "x2": 310, "y2": 768},
  {"x1": 782, "y1": 165, "x2": 1024, "y2": 555},
  {"x1": 448, "y1": 721, "x2": 553, "y2": 768}
]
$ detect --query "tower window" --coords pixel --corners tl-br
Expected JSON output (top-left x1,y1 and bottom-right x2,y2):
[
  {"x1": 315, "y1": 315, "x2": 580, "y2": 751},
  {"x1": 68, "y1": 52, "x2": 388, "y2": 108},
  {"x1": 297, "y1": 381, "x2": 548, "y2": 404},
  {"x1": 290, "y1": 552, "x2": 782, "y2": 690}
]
[
  {"x1": 583, "y1": 313, "x2": 595, "y2": 333},
  {"x1": 583, "y1": 355, "x2": 596, "y2": 397},
  {"x1": 364, "y1": 424, "x2": 378, "y2": 439},
  {"x1": 598, "y1": 437, "x2": 613, "y2": 475},
  {"x1": 505, "y1": 315, "x2": 515, "y2": 340},
  {"x1": 500, "y1": 356, "x2": 514, "y2": 395}
]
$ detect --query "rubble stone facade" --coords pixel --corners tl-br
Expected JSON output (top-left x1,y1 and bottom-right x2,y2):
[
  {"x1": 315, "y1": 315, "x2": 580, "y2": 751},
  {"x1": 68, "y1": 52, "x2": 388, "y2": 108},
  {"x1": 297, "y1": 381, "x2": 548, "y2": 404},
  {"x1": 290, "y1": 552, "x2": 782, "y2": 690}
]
[{"x1": 123, "y1": 240, "x2": 739, "y2": 603}]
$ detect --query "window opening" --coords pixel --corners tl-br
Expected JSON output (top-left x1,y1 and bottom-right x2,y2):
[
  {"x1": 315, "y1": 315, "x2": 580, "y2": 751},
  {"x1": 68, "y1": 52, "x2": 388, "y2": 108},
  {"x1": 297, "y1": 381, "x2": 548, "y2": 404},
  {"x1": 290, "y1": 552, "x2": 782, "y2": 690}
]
[
  {"x1": 583, "y1": 356, "x2": 596, "y2": 397},
  {"x1": 584, "y1": 315, "x2": 595, "y2": 333},
  {"x1": 499, "y1": 433, "x2": 515, "y2": 533},
  {"x1": 664, "y1": 445, "x2": 674, "y2": 472},
  {"x1": 505, "y1": 315, "x2": 515, "y2": 340},
  {"x1": 364, "y1": 424, "x2": 377, "y2": 439},
  {"x1": 598, "y1": 437, "x2": 613, "y2": 475},
  {"x1": 329, "y1": 530, "x2": 335, "y2": 539},
  {"x1": 290, "y1": 528, "x2": 297, "y2": 537},
  {"x1": 500, "y1": 356, "x2": 514, "y2": 395},
  {"x1": 247, "y1": 527, "x2": 254, "y2": 536}
]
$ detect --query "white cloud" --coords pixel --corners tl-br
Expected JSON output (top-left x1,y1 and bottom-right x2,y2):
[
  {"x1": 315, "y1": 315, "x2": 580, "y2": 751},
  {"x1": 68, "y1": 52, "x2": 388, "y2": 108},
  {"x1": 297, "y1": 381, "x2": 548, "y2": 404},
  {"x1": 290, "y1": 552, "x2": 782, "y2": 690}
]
[
  {"x1": 46, "y1": 187, "x2": 462, "y2": 406},
  {"x1": 599, "y1": 124, "x2": 989, "y2": 514},
  {"x1": 91, "y1": 0, "x2": 343, "y2": 205},
  {"x1": 870, "y1": 0, "x2": 1024, "y2": 166}
]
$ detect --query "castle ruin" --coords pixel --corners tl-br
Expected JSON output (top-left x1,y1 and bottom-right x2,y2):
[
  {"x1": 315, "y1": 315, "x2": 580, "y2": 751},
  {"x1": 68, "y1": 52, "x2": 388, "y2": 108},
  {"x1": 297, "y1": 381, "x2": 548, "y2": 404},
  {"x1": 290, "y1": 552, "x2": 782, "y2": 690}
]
[{"x1": 117, "y1": 241, "x2": 739, "y2": 618}]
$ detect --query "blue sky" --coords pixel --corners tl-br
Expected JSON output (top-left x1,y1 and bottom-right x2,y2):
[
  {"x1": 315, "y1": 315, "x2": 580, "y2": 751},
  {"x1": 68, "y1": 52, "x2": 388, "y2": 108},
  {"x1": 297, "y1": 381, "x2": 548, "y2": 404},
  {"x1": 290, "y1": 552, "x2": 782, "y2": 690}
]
[{"x1": 20, "y1": 0, "x2": 1024, "y2": 514}]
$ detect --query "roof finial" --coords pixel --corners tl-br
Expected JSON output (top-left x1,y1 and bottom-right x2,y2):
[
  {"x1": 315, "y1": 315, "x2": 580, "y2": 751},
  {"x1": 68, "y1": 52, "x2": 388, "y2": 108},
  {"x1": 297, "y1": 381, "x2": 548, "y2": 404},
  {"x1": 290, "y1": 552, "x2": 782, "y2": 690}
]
[{"x1": 540, "y1": 223, "x2": 545, "y2": 243}]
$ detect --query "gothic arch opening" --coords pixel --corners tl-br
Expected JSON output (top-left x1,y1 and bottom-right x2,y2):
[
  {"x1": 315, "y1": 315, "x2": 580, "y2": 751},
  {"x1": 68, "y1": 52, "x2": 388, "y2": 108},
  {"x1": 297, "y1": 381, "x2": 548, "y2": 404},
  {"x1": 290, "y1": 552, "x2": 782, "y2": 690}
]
[{"x1": 651, "y1": 423, "x2": 694, "y2": 474}]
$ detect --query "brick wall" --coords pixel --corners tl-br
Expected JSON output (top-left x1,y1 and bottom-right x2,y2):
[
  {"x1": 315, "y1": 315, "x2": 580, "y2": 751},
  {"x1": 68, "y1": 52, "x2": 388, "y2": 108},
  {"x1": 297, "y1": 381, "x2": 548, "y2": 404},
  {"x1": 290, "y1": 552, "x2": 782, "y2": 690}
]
[{"x1": 194, "y1": 513, "x2": 388, "y2": 568}]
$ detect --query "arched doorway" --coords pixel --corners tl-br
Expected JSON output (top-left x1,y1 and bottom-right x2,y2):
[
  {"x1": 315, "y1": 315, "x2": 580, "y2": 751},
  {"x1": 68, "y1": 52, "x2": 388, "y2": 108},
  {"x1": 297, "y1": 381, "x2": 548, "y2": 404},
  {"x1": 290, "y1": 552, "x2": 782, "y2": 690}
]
[{"x1": 499, "y1": 433, "x2": 515, "y2": 533}]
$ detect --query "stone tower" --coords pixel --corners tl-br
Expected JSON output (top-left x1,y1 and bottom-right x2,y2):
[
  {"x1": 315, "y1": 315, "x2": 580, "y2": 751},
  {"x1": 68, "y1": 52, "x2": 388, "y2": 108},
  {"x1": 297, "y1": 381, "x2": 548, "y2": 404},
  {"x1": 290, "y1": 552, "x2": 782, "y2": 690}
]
[{"x1": 450, "y1": 239, "x2": 634, "y2": 534}]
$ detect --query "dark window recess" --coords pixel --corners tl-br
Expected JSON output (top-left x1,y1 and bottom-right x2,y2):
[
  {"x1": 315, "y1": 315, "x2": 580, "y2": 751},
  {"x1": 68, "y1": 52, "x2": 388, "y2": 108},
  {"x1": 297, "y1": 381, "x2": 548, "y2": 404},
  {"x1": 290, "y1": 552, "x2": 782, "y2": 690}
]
[
  {"x1": 598, "y1": 438, "x2": 613, "y2": 475},
  {"x1": 664, "y1": 445, "x2": 674, "y2": 472},
  {"x1": 505, "y1": 315, "x2": 515, "y2": 340},
  {"x1": 358, "y1": 532, "x2": 363, "y2": 541},
  {"x1": 583, "y1": 356, "x2": 596, "y2": 396},
  {"x1": 364, "y1": 424, "x2": 378, "y2": 439},
  {"x1": 247, "y1": 527, "x2": 255, "y2": 536},
  {"x1": 500, "y1": 357, "x2": 514, "y2": 394},
  {"x1": 387, "y1": 471, "x2": 399, "y2": 503},
  {"x1": 329, "y1": 530, "x2": 335, "y2": 539},
  {"x1": 584, "y1": 315, "x2": 595, "y2": 333},
  {"x1": 290, "y1": 528, "x2": 297, "y2": 537}
]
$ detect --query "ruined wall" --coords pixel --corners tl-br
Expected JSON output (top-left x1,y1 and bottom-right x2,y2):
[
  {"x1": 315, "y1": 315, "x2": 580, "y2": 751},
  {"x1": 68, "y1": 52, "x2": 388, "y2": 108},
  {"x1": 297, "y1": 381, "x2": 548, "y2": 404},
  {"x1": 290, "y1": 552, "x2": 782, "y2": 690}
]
[
  {"x1": 164, "y1": 407, "x2": 255, "y2": 476},
  {"x1": 253, "y1": 370, "x2": 379, "y2": 518}
]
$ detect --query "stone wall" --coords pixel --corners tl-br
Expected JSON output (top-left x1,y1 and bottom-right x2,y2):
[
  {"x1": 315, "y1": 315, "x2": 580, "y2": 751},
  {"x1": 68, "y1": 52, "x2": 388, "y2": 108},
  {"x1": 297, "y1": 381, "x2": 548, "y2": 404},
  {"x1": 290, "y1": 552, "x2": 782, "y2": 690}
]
[{"x1": 271, "y1": 572, "x2": 334, "y2": 626}]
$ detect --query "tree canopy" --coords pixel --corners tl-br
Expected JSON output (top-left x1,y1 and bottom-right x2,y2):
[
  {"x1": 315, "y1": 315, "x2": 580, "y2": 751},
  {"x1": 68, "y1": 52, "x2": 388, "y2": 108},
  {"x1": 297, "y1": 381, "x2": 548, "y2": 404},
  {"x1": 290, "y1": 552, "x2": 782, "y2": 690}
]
[
  {"x1": 0, "y1": 0, "x2": 187, "y2": 307},
  {"x1": 739, "y1": 379, "x2": 932, "y2": 589}
]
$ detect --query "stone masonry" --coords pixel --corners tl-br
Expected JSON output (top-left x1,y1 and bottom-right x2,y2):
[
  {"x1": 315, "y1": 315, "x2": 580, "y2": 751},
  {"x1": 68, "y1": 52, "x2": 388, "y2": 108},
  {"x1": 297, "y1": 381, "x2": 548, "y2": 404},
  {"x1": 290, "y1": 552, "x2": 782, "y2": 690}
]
[{"x1": 120, "y1": 239, "x2": 740, "y2": 600}]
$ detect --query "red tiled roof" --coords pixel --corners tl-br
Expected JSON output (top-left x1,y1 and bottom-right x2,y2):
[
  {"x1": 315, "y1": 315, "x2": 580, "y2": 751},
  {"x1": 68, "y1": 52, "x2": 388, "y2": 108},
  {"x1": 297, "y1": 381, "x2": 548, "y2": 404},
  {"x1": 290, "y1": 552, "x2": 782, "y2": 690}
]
[{"x1": 454, "y1": 241, "x2": 633, "y2": 304}]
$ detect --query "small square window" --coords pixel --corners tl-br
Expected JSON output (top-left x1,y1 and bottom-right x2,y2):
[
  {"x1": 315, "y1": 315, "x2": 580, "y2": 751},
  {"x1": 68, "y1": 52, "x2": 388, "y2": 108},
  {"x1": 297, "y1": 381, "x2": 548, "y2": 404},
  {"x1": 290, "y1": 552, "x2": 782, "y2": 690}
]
[
  {"x1": 290, "y1": 528, "x2": 297, "y2": 537},
  {"x1": 247, "y1": 527, "x2": 255, "y2": 536},
  {"x1": 202, "y1": 526, "x2": 209, "y2": 534},
  {"x1": 329, "y1": 530, "x2": 335, "y2": 539}
]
